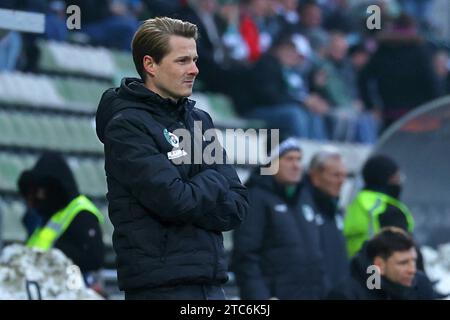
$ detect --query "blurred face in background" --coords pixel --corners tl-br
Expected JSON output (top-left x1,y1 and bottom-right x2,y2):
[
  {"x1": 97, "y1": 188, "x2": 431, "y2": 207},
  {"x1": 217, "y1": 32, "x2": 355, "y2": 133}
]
[
  {"x1": 275, "y1": 42, "x2": 303, "y2": 67},
  {"x1": 300, "y1": 4, "x2": 322, "y2": 28},
  {"x1": 375, "y1": 248, "x2": 417, "y2": 287},
  {"x1": 280, "y1": 0, "x2": 298, "y2": 11},
  {"x1": 328, "y1": 34, "x2": 349, "y2": 62},
  {"x1": 195, "y1": 0, "x2": 218, "y2": 13},
  {"x1": 248, "y1": 0, "x2": 271, "y2": 17},
  {"x1": 274, "y1": 150, "x2": 303, "y2": 185},
  {"x1": 310, "y1": 156, "x2": 347, "y2": 198},
  {"x1": 351, "y1": 50, "x2": 370, "y2": 70}
]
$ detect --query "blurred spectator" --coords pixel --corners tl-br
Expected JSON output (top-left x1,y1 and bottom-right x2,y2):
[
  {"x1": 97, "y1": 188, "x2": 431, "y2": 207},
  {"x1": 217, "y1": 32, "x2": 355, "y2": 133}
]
[
  {"x1": 145, "y1": 0, "x2": 183, "y2": 17},
  {"x1": 302, "y1": 147, "x2": 349, "y2": 296},
  {"x1": 275, "y1": 0, "x2": 301, "y2": 29},
  {"x1": 179, "y1": 0, "x2": 229, "y2": 65},
  {"x1": 349, "y1": 43, "x2": 371, "y2": 72},
  {"x1": 241, "y1": 34, "x2": 328, "y2": 139},
  {"x1": 328, "y1": 227, "x2": 436, "y2": 300},
  {"x1": 344, "y1": 155, "x2": 416, "y2": 258},
  {"x1": 310, "y1": 32, "x2": 379, "y2": 143},
  {"x1": 297, "y1": 0, "x2": 328, "y2": 48},
  {"x1": 17, "y1": 152, "x2": 105, "y2": 286},
  {"x1": 220, "y1": 1, "x2": 250, "y2": 61},
  {"x1": 45, "y1": 1, "x2": 69, "y2": 41},
  {"x1": 238, "y1": 0, "x2": 273, "y2": 62},
  {"x1": 359, "y1": 14, "x2": 440, "y2": 129},
  {"x1": 178, "y1": 0, "x2": 251, "y2": 101},
  {"x1": 398, "y1": 0, "x2": 434, "y2": 29},
  {"x1": 232, "y1": 138, "x2": 325, "y2": 299},
  {"x1": 80, "y1": 0, "x2": 140, "y2": 50},
  {"x1": 323, "y1": 0, "x2": 359, "y2": 34},
  {"x1": 0, "y1": 31, "x2": 22, "y2": 71},
  {"x1": 433, "y1": 50, "x2": 450, "y2": 96}
]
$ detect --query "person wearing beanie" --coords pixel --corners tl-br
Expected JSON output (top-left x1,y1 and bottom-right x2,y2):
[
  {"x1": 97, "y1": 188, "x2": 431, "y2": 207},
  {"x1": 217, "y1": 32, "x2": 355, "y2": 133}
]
[
  {"x1": 17, "y1": 152, "x2": 105, "y2": 286},
  {"x1": 343, "y1": 154, "x2": 415, "y2": 258},
  {"x1": 232, "y1": 138, "x2": 326, "y2": 299}
]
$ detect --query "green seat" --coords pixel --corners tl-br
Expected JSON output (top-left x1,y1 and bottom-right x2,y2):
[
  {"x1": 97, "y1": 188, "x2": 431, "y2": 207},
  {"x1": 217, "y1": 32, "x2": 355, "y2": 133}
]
[
  {"x1": 0, "y1": 112, "x2": 15, "y2": 145},
  {"x1": 206, "y1": 93, "x2": 255, "y2": 128},
  {"x1": 37, "y1": 40, "x2": 58, "y2": 72},
  {"x1": 1, "y1": 200, "x2": 27, "y2": 242},
  {"x1": 0, "y1": 153, "x2": 23, "y2": 191},
  {"x1": 208, "y1": 94, "x2": 238, "y2": 119}
]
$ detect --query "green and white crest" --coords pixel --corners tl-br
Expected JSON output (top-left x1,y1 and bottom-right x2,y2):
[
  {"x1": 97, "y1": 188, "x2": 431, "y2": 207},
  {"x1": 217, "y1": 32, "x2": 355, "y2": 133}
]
[{"x1": 163, "y1": 128, "x2": 179, "y2": 148}]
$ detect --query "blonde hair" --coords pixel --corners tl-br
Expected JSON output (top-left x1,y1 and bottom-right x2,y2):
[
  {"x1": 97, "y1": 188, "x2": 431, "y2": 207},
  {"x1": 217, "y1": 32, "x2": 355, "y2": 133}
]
[{"x1": 131, "y1": 17, "x2": 198, "y2": 80}]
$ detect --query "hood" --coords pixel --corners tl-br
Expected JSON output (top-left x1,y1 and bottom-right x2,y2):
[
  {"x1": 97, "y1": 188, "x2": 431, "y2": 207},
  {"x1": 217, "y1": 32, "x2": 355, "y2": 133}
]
[
  {"x1": 96, "y1": 77, "x2": 195, "y2": 143},
  {"x1": 18, "y1": 152, "x2": 79, "y2": 218}
]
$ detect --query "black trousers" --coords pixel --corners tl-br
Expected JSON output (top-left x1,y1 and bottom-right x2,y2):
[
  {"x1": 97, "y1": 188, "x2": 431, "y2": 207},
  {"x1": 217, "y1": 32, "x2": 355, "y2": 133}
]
[{"x1": 125, "y1": 284, "x2": 226, "y2": 300}]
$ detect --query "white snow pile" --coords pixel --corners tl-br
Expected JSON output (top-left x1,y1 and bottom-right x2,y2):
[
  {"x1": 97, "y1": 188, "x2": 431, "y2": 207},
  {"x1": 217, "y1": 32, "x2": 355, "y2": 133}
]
[
  {"x1": 422, "y1": 244, "x2": 450, "y2": 298},
  {"x1": 0, "y1": 244, "x2": 103, "y2": 300}
]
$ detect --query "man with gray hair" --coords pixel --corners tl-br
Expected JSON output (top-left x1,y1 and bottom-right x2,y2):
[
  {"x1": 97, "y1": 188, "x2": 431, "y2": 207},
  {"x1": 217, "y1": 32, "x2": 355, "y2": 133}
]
[{"x1": 300, "y1": 147, "x2": 349, "y2": 297}]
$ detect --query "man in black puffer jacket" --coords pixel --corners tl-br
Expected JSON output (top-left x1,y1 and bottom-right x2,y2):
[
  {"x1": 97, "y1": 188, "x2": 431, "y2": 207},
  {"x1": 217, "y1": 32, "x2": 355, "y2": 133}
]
[{"x1": 95, "y1": 17, "x2": 248, "y2": 300}]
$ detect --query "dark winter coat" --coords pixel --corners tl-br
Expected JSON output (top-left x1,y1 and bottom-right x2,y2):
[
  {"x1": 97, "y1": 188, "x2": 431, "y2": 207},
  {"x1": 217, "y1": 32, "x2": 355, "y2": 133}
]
[
  {"x1": 328, "y1": 243, "x2": 436, "y2": 300},
  {"x1": 301, "y1": 177, "x2": 350, "y2": 296},
  {"x1": 95, "y1": 78, "x2": 248, "y2": 291},
  {"x1": 359, "y1": 34, "x2": 440, "y2": 124},
  {"x1": 232, "y1": 173, "x2": 325, "y2": 299}
]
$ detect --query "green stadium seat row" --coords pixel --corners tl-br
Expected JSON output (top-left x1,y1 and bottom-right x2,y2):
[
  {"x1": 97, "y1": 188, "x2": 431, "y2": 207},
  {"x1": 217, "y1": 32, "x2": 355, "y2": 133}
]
[
  {"x1": 0, "y1": 111, "x2": 103, "y2": 153},
  {"x1": 0, "y1": 72, "x2": 65, "y2": 108},
  {"x1": 0, "y1": 153, "x2": 35, "y2": 191},
  {"x1": 0, "y1": 72, "x2": 256, "y2": 128},
  {"x1": 191, "y1": 92, "x2": 263, "y2": 129},
  {"x1": 38, "y1": 40, "x2": 137, "y2": 80},
  {"x1": 0, "y1": 197, "x2": 26, "y2": 242},
  {"x1": 34, "y1": 41, "x2": 260, "y2": 127},
  {"x1": 68, "y1": 157, "x2": 108, "y2": 198},
  {"x1": 0, "y1": 152, "x2": 107, "y2": 198},
  {"x1": 0, "y1": 72, "x2": 111, "y2": 113}
]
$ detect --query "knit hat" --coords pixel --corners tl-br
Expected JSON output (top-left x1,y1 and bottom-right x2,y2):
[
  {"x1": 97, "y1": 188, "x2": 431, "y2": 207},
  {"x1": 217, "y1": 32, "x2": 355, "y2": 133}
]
[
  {"x1": 362, "y1": 154, "x2": 399, "y2": 188},
  {"x1": 269, "y1": 137, "x2": 302, "y2": 162}
]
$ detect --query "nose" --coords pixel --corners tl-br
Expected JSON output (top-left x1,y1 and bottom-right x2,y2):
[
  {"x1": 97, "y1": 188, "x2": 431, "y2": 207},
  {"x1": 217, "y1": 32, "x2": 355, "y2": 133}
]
[
  {"x1": 189, "y1": 61, "x2": 199, "y2": 76},
  {"x1": 407, "y1": 261, "x2": 417, "y2": 276}
]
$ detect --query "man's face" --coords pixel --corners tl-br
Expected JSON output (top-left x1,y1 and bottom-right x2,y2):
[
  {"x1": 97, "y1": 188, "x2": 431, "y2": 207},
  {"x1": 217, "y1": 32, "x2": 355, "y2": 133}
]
[
  {"x1": 276, "y1": 44, "x2": 303, "y2": 67},
  {"x1": 274, "y1": 150, "x2": 303, "y2": 185},
  {"x1": 310, "y1": 157, "x2": 347, "y2": 198},
  {"x1": 300, "y1": 5, "x2": 322, "y2": 28},
  {"x1": 329, "y1": 35, "x2": 348, "y2": 61},
  {"x1": 351, "y1": 51, "x2": 369, "y2": 70},
  {"x1": 376, "y1": 248, "x2": 417, "y2": 287},
  {"x1": 145, "y1": 35, "x2": 199, "y2": 101}
]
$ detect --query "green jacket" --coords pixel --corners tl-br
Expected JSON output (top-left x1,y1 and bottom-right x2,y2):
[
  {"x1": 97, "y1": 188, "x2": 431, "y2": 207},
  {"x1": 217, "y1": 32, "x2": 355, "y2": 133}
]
[
  {"x1": 344, "y1": 190, "x2": 414, "y2": 257},
  {"x1": 27, "y1": 195, "x2": 104, "y2": 251}
]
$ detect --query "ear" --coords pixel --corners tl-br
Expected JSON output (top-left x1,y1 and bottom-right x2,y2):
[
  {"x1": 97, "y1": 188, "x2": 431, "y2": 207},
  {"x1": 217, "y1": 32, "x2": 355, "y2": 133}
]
[
  {"x1": 309, "y1": 169, "x2": 319, "y2": 186},
  {"x1": 373, "y1": 256, "x2": 386, "y2": 275},
  {"x1": 143, "y1": 55, "x2": 157, "y2": 78}
]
